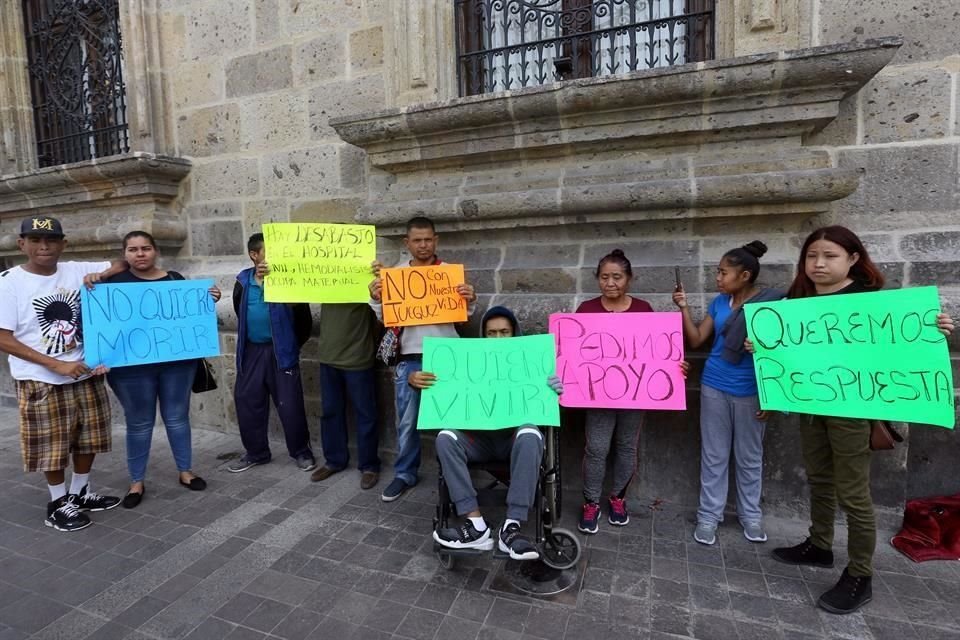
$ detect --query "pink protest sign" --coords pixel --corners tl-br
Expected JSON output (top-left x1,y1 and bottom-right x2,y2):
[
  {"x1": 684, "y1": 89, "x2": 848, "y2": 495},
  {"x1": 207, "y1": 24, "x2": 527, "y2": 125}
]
[{"x1": 549, "y1": 312, "x2": 687, "y2": 410}]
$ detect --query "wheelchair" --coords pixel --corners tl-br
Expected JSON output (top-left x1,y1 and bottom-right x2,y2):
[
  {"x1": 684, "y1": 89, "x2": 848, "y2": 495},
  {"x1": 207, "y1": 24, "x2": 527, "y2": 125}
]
[{"x1": 432, "y1": 425, "x2": 582, "y2": 570}]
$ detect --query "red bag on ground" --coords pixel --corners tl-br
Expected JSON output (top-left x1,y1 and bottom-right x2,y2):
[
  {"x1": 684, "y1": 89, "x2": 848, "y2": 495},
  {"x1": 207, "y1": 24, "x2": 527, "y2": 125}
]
[{"x1": 891, "y1": 493, "x2": 960, "y2": 562}]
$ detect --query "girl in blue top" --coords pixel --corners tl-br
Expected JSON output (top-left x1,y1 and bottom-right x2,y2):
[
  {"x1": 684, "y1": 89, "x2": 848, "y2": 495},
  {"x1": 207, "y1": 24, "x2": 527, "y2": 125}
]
[{"x1": 672, "y1": 241, "x2": 781, "y2": 546}]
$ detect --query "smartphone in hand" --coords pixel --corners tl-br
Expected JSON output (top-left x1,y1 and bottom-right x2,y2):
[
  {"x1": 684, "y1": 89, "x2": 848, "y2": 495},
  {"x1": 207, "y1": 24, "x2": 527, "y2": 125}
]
[{"x1": 674, "y1": 267, "x2": 683, "y2": 292}]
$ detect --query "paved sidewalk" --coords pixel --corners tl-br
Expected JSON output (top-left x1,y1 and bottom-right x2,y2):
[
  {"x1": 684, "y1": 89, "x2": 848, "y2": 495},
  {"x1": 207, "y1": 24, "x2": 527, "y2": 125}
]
[{"x1": 1, "y1": 411, "x2": 959, "y2": 640}]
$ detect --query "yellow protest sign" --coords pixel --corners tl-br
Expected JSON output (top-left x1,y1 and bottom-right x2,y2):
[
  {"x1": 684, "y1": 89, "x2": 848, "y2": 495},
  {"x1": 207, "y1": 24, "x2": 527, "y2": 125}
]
[
  {"x1": 262, "y1": 223, "x2": 376, "y2": 303},
  {"x1": 381, "y1": 264, "x2": 468, "y2": 327}
]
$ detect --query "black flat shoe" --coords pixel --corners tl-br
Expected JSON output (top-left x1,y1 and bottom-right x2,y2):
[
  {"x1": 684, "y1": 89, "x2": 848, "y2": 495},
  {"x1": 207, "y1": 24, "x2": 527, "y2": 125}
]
[
  {"x1": 122, "y1": 489, "x2": 144, "y2": 509},
  {"x1": 179, "y1": 476, "x2": 207, "y2": 491}
]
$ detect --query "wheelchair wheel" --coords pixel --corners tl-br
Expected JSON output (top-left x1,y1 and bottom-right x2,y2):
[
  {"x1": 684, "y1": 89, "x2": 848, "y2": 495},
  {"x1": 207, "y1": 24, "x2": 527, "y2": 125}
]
[
  {"x1": 540, "y1": 528, "x2": 581, "y2": 570},
  {"x1": 437, "y1": 551, "x2": 456, "y2": 570}
]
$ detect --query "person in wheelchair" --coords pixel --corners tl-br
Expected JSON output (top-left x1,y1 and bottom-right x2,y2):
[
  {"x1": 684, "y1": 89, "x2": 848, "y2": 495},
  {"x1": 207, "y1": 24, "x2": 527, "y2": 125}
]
[{"x1": 408, "y1": 306, "x2": 562, "y2": 561}]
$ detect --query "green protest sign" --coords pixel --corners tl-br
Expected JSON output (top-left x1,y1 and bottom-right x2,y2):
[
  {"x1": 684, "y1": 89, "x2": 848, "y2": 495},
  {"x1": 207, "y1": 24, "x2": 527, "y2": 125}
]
[
  {"x1": 744, "y1": 286, "x2": 954, "y2": 428},
  {"x1": 418, "y1": 335, "x2": 561, "y2": 430}
]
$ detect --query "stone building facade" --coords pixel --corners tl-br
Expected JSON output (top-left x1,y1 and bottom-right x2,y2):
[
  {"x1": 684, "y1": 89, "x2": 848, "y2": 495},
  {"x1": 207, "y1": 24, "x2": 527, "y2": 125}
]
[{"x1": 0, "y1": 0, "x2": 957, "y2": 519}]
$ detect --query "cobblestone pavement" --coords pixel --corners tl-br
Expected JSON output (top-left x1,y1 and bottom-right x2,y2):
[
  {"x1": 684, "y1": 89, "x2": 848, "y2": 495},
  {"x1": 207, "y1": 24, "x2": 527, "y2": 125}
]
[{"x1": 1, "y1": 410, "x2": 959, "y2": 640}]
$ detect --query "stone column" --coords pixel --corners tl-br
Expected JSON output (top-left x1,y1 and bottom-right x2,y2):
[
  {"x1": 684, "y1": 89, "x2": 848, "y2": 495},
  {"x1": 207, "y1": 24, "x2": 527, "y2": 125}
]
[
  {"x1": 118, "y1": 0, "x2": 176, "y2": 155},
  {"x1": 716, "y1": 0, "x2": 812, "y2": 59},
  {"x1": 0, "y1": 1, "x2": 189, "y2": 256},
  {"x1": 0, "y1": 2, "x2": 37, "y2": 175},
  {"x1": 386, "y1": 0, "x2": 457, "y2": 106}
]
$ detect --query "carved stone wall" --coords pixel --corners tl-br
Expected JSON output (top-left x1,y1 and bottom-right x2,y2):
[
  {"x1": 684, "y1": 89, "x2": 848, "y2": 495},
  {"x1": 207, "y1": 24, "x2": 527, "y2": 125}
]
[
  {"x1": 0, "y1": 0, "x2": 957, "y2": 516},
  {"x1": 334, "y1": 35, "x2": 957, "y2": 519},
  {"x1": 0, "y1": 2, "x2": 37, "y2": 176},
  {"x1": 0, "y1": 0, "x2": 189, "y2": 256},
  {"x1": 333, "y1": 40, "x2": 897, "y2": 230},
  {"x1": 0, "y1": 0, "x2": 398, "y2": 433},
  {"x1": 801, "y1": 0, "x2": 960, "y2": 500}
]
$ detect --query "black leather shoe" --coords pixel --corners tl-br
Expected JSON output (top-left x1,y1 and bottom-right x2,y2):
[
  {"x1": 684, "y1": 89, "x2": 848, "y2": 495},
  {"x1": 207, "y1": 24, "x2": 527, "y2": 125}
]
[
  {"x1": 179, "y1": 476, "x2": 207, "y2": 491},
  {"x1": 817, "y1": 568, "x2": 872, "y2": 614},
  {"x1": 122, "y1": 489, "x2": 144, "y2": 509},
  {"x1": 772, "y1": 538, "x2": 834, "y2": 568}
]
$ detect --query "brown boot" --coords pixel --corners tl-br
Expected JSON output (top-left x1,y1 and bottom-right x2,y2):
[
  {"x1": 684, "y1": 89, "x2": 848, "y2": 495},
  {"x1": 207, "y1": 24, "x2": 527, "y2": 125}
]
[
  {"x1": 360, "y1": 471, "x2": 380, "y2": 490},
  {"x1": 310, "y1": 466, "x2": 341, "y2": 482}
]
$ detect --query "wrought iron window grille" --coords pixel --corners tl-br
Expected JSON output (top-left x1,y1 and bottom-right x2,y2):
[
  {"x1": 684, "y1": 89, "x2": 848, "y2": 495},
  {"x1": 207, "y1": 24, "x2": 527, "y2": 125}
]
[
  {"x1": 22, "y1": 0, "x2": 130, "y2": 168},
  {"x1": 455, "y1": 0, "x2": 715, "y2": 97}
]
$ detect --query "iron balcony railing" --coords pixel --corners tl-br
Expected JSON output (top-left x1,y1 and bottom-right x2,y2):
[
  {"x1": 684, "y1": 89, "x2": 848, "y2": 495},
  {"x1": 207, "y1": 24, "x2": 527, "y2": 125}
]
[
  {"x1": 22, "y1": 0, "x2": 130, "y2": 168},
  {"x1": 455, "y1": 0, "x2": 715, "y2": 97}
]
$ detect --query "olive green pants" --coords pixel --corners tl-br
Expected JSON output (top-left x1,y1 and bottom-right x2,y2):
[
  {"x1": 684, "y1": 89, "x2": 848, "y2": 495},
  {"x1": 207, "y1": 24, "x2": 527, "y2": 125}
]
[{"x1": 800, "y1": 416, "x2": 875, "y2": 577}]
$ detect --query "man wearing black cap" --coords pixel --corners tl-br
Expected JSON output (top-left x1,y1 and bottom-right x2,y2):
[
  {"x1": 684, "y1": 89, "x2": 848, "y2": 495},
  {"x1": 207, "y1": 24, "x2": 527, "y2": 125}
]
[{"x1": 0, "y1": 217, "x2": 129, "y2": 531}]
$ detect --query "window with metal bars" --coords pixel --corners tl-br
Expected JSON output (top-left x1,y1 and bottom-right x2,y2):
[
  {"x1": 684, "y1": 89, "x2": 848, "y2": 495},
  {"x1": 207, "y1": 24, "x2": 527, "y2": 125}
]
[
  {"x1": 21, "y1": 0, "x2": 130, "y2": 168},
  {"x1": 455, "y1": 0, "x2": 715, "y2": 97}
]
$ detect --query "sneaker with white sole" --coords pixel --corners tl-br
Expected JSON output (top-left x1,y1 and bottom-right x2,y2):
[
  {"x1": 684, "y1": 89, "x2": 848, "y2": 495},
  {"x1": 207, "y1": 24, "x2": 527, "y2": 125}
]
[
  {"x1": 579, "y1": 502, "x2": 601, "y2": 534},
  {"x1": 608, "y1": 495, "x2": 629, "y2": 526},
  {"x1": 74, "y1": 485, "x2": 120, "y2": 512},
  {"x1": 693, "y1": 522, "x2": 717, "y2": 546},
  {"x1": 498, "y1": 522, "x2": 539, "y2": 561},
  {"x1": 227, "y1": 456, "x2": 268, "y2": 473},
  {"x1": 381, "y1": 477, "x2": 411, "y2": 502},
  {"x1": 45, "y1": 495, "x2": 91, "y2": 532},
  {"x1": 742, "y1": 522, "x2": 768, "y2": 543},
  {"x1": 433, "y1": 520, "x2": 494, "y2": 551},
  {"x1": 295, "y1": 455, "x2": 317, "y2": 472}
]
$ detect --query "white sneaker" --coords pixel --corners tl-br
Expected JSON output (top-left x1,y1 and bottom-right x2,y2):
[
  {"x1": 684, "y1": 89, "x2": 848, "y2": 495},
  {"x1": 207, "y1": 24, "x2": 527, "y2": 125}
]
[
  {"x1": 742, "y1": 522, "x2": 768, "y2": 543},
  {"x1": 433, "y1": 520, "x2": 494, "y2": 551},
  {"x1": 693, "y1": 522, "x2": 717, "y2": 546},
  {"x1": 498, "y1": 522, "x2": 539, "y2": 561}
]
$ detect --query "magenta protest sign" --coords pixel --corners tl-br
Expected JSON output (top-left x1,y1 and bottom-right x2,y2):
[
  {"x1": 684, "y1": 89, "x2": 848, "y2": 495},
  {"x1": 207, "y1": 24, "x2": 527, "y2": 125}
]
[{"x1": 549, "y1": 312, "x2": 686, "y2": 410}]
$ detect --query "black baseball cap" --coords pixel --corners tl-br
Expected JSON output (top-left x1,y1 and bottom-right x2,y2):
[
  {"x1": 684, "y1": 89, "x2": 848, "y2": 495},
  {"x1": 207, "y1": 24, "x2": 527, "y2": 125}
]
[{"x1": 19, "y1": 216, "x2": 64, "y2": 238}]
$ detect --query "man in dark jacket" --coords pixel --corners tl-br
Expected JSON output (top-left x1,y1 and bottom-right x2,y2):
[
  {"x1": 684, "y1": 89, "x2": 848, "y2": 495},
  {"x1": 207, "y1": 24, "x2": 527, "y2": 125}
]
[{"x1": 228, "y1": 233, "x2": 316, "y2": 473}]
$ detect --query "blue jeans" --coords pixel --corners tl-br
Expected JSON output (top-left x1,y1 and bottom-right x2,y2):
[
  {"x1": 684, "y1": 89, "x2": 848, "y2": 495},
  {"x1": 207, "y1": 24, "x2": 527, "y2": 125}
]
[
  {"x1": 319, "y1": 364, "x2": 380, "y2": 472},
  {"x1": 697, "y1": 383, "x2": 766, "y2": 527},
  {"x1": 107, "y1": 360, "x2": 196, "y2": 483},
  {"x1": 392, "y1": 359, "x2": 422, "y2": 486}
]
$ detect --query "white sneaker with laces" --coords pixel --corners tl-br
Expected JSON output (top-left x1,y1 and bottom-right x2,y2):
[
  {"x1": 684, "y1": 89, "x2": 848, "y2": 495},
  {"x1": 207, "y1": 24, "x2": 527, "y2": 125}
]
[
  {"x1": 742, "y1": 522, "x2": 768, "y2": 543},
  {"x1": 433, "y1": 520, "x2": 494, "y2": 550},
  {"x1": 693, "y1": 522, "x2": 717, "y2": 546},
  {"x1": 498, "y1": 522, "x2": 539, "y2": 561}
]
